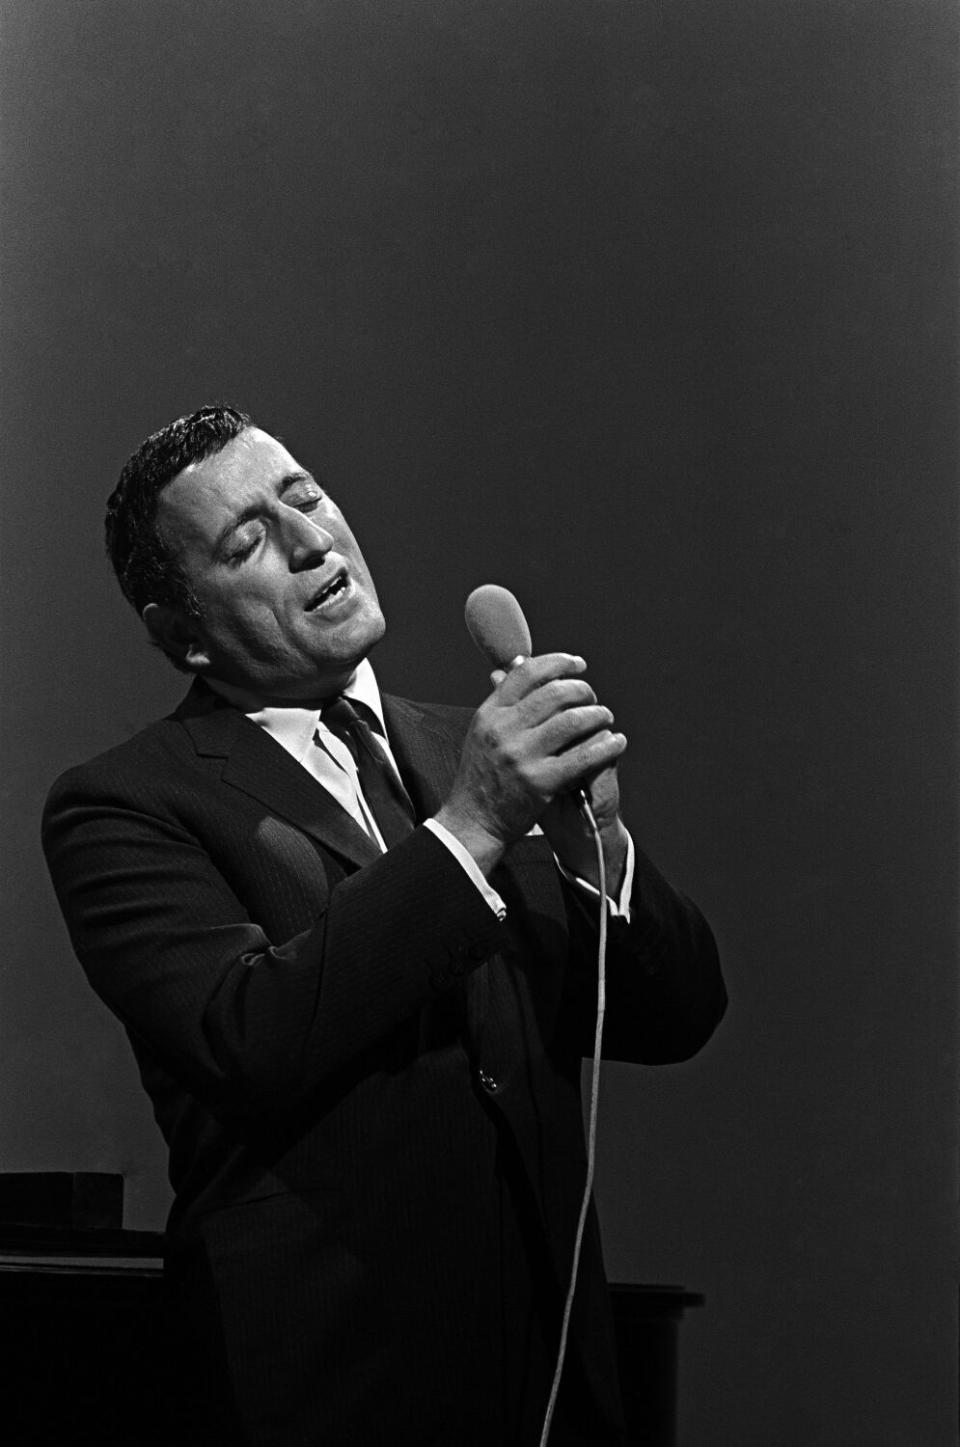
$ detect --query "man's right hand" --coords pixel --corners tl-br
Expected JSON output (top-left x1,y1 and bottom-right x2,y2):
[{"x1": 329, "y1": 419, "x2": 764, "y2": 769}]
[{"x1": 433, "y1": 653, "x2": 627, "y2": 876}]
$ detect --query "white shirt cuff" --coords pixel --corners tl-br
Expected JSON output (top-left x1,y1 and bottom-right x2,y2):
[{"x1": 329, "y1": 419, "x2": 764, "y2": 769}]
[
  {"x1": 557, "y1": 830, "x2": 635, "y2": 921},
  {"x1": 423, "y1": 818, "x2": 508, "y2": 921}
]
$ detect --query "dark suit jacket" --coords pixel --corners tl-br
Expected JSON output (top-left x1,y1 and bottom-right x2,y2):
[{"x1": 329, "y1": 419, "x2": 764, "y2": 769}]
[{"x1": 42, "y1": 681, "x2": 725, "y2": 1447}]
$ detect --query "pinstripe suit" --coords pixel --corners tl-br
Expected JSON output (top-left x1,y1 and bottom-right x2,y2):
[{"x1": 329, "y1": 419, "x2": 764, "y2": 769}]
[{"x1": 42, "y1": 679, "x2": 725, "y2": 1446}]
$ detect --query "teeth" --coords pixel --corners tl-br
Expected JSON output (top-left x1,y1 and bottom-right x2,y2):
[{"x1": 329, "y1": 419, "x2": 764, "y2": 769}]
[{"x1": 312, "y1": 575, "x2": 345, "y2": 608}]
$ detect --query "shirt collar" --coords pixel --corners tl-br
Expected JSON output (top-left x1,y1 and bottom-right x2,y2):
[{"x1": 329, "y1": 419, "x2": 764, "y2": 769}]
[
  {"x1": 205, "y1": 658, "x2": 387, "y2": 763},
  {"x1": 340, "y1": 657, "x2": 387, "y2": 734}
]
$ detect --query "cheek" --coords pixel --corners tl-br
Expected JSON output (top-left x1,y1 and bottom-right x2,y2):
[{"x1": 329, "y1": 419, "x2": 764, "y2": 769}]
[
  {"x1": 201, "y1": 584, "x2": 283, "y2": 643},
  {"x1": 347, "y1": 543, "x2": 376, "y2": 590}
]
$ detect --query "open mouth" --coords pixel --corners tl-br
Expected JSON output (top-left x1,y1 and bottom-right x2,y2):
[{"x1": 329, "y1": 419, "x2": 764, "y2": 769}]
[
  {"x1": 307, "y1": 571, "x2": 349, "y2": 610},
  {"x1": 306, "y1": 570, "x2": 350, "y2": 611}
]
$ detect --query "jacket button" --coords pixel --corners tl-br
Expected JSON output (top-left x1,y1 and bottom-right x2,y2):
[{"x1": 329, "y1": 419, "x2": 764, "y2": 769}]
[{"x1": 478, "y1": 1069, "x2": 498, "y2": 1093}]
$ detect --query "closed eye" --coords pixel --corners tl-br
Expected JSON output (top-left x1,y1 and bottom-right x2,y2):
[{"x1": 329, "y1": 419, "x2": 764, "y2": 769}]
[
  {"x1": 281, "y1": 480, "x2": 327, "y2": 514},
  {"x1": 218, "y1": 479, "x2": 327, "y2": 565},
  {"x1": 227, "y1": 533, "x2": 261, "y2": 566}
]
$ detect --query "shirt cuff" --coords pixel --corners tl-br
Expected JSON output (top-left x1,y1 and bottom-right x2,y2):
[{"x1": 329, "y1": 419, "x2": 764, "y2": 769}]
[
  {"x1": 423, "y1": 818, "x2": 508, "y2": 921},
  {"x1": 556, "y1": 830, "x2": 635, "y2": 921}
]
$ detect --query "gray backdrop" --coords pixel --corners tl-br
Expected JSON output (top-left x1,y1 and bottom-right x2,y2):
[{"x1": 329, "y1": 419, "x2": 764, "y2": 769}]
[{"x1": 1, "y1": 2, "x2": 956, "y2": 1443}]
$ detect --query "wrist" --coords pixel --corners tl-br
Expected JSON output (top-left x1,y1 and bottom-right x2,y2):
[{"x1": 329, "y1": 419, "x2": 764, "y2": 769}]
[
  {"x1": 433, "y1": 804, "x2": 507, "y2": 878},
  {"x1": 554, "y1": 813, "x2": 628, "y2": 894},
  {"x1": 600, "y1": 819, "x2": 630, "y2": 894}
]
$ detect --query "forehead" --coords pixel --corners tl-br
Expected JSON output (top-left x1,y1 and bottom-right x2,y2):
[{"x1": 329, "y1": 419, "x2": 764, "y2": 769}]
[{"x1": 158, "y1": 428, "x2": 304, "y2": 547}]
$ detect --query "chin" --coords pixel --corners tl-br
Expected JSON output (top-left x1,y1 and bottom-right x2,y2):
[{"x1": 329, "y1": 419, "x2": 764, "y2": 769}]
[
  {"x1": 322, "y1": 608, "x2": 386, "y2": 673},
  {"x1": 364, "y1": 609, "x2": 388, "y2": 651},
  {"x1": 345, "y1": 601, "x2": 386, "y2": 652}
]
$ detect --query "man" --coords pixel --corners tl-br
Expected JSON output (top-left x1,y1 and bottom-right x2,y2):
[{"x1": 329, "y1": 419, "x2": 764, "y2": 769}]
[{"x1": 42, "y1": 406, "x2": 725, "y2": 1446}]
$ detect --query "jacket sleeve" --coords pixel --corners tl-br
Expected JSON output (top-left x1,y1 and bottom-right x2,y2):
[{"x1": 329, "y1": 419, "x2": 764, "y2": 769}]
[
  {"x1": 42, "y1": 769, "x2": 505, "y2": 1122},
  {"x1": 558, "y1": 842, "x2": 726, "y2": 1066}
]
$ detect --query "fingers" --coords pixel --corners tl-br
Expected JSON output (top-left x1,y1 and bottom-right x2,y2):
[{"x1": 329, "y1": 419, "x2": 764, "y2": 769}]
[
  {"x1": 493, "y1": 655, "x2": 599, "y2": 727},
  {"x1": 494, "y1": 653, "x2": 587, "y2": 703},
  {"x1": 535, "y1": 701, "x2": 612, "y2": 753},
  {"x1": 482, "y1": 649, "x2": 626, "y2": 793},
  {"x1": 541, "y1": 726, "x2": 628, "y2": 792},
  {"x1": 517, "y1": 678, "x2": 599, "y2": 728},
  {"x1": 489, "y1": 652, "x2": 622, "y2": 772},
  {"x1": 450, "y1": 651, "x2": 626, "y2": 848}
]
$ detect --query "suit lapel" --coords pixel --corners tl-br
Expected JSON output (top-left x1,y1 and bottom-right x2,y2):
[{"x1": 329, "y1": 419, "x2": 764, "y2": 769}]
[
  {"x1": 177, "y1": 682, "x2": 381, "y2": 869},
  {"x1": 381, "y1": 694, "x2": 466, "y2": 820},
  {"x1": 175, "y1": 684, "x2": 468, "y2": 871}
]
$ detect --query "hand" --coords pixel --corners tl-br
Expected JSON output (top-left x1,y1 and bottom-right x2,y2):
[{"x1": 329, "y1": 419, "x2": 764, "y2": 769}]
[
  {"x1": 434, "y1": 653, "x2": 627, "y2": 875},
  {"x1": 539, "y1": 764, "x2": 630, "y2": 898}
]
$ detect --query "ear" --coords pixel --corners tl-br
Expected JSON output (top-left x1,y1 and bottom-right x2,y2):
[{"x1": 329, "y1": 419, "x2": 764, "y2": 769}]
[{"x1": 141, "y1": 602, "x2": 211, "y2": 672}]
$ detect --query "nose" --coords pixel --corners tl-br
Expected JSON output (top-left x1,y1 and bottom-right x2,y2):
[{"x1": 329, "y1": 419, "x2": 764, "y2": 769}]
[{"x1": 284, "y1": 509, "x2": 334, "y2": 572}]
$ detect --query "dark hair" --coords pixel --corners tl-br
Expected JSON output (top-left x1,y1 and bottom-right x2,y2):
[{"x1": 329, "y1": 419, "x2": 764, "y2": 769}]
[{"x1": 105, "y1": 404, "x2": 251, "y2": 621}]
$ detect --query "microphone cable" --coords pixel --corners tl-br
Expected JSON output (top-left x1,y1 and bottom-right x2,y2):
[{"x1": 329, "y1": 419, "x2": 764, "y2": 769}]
[
  {"x1": 458, "y1": 589, "x2": 612, "y2": 1443},
  {"x1": 538, "y1": 787, "x2": 608, "y2": 1447}
]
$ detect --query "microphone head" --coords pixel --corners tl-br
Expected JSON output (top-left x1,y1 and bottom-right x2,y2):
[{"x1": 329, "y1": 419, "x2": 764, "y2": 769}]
[{"x1": 464, "y1": 585, "x2": 533, "y2": 670}]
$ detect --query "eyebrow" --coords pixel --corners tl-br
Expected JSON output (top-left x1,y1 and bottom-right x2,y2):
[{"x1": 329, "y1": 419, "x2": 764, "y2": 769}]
[{"x1": 211, "y1": 471, "x2": 319, "y2": 556}]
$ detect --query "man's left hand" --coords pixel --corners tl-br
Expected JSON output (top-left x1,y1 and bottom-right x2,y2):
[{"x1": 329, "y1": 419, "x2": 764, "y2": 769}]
[{"x1": 539, "y1": 762, "x2": 630, "y2": 900}]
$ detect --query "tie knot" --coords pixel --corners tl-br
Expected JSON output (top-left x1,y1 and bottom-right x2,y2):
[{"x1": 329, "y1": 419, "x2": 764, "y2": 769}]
[
  {"x1": 321, "y1": 695, "x2": 365, "y2": 762},
  {"x1": 319, "y1": 695, "x2": 416, "y2": 846},
  {"x1": 321, "y1": 694, "x2": 359, "y2": 728}
]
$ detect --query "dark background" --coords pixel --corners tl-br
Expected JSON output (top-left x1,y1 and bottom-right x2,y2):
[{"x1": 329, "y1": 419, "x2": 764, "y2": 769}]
[{"x1": 1, "y1": 2, "x2": 956, "y2": 1442}]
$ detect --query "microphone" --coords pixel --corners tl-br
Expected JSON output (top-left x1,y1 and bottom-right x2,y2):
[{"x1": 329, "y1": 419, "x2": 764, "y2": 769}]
[
  {"x1": 464, "y1": 584, "x2": 532, "y2": 671},
  {"x1": 463, "y1": 584, "x2": 597, "y2": 825},
  {"x1": 464, "y1": 584, "x2": 608, "y2": 1447}
]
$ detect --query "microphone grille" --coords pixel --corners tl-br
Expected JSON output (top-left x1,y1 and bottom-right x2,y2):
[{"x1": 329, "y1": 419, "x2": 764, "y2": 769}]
[{"x1": 464, "y1": 585, "x2": 533, "y2": 670}]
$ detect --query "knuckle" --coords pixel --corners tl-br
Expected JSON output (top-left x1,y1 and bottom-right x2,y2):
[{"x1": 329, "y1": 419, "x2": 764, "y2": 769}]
[{"x1": 500, "y1": 735, "x2": 523, "y2": 768}]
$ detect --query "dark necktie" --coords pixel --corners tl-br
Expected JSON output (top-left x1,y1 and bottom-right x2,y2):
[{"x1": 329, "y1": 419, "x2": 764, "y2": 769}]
[{"x1": 320, "y1": 696, "x2": 416, "y2": 849}]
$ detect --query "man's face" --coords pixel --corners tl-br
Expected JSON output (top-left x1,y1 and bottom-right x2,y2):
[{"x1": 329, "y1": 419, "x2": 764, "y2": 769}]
[{"x1": 154, "y1": 427, "x2": 386, "y2": 703}]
